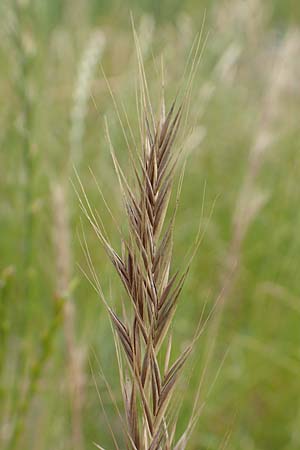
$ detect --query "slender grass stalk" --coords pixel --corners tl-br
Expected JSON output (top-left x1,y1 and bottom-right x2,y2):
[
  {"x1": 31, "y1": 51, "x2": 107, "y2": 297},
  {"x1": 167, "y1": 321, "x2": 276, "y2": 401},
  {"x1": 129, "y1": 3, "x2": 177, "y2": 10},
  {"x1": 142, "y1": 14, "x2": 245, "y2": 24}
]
[
  {"x1": 0, "y1": 267, "x2": 15, "y2": 382},
  {"x1": 221, "y1": 27, "x2": 300, "y2": 313},
  {"x1": 10, "y1": 0, "x2": 35, "y2": 301},
  {"x1": 52, "y1": 182, "x2": 85, "y2": 450},
  {"x1": 6, "y1": 298, "x2": 63, "y2": 450},
  {"x1": 65, "y1": 29, "x2": 106, "y2": 447},
  {"x1": 198, "y1": 29, "x2": 300, "y2": 402}
]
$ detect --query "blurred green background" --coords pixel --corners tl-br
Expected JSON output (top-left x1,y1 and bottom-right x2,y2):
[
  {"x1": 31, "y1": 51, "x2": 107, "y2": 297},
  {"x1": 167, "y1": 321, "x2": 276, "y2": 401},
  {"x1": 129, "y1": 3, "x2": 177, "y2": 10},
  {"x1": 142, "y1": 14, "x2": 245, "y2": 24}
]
[{"x1": 1, "y1": 0, "x2": 300, "y2": 449}]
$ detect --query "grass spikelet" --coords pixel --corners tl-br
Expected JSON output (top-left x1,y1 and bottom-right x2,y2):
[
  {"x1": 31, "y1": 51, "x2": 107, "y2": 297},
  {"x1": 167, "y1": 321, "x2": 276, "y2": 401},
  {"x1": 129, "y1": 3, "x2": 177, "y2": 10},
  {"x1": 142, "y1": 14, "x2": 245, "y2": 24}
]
[
  {"x1": 75, "y1": 30, "x2": 207, "y2": 448},
  {"x1": 70, "y1": 30, "x2": 106, "y2": 169}
]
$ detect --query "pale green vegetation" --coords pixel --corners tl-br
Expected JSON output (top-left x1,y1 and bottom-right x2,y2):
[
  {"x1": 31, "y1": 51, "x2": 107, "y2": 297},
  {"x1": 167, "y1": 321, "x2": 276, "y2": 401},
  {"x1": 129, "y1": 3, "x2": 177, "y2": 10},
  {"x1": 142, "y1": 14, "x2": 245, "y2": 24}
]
[{"x1": 1, "y1": 0, "x2": 300, "y2": 449}]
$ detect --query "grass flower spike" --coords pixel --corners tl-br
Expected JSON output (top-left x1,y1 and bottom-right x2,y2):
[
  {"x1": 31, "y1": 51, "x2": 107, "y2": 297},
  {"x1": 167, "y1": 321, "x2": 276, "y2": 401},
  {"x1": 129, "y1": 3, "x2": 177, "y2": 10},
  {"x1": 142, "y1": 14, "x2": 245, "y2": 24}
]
[{"x1": 75, "y1": 36, "x2": 207, "y2": 449}]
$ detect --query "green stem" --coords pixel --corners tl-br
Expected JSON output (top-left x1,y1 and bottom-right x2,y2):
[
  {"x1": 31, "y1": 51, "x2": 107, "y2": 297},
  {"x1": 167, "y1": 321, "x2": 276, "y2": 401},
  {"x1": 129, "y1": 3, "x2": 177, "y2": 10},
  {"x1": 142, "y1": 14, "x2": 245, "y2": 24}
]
[
  {"x1": 6, "y1": 298, "x2": 63, "y2": 450},
  {"x1": 12, "y1": 0, "x2": 34, "y2": 302}
]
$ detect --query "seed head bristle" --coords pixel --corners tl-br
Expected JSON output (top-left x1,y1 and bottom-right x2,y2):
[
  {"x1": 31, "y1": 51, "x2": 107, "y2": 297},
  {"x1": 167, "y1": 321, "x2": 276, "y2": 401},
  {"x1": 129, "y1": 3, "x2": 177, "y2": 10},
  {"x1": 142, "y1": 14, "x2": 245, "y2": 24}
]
[
  {"x1": 76, "y1": 30, "x2": 208, "y2": 447},
  {"x1": 100, "y1": 91, "x2": 194, "y2": 448}
]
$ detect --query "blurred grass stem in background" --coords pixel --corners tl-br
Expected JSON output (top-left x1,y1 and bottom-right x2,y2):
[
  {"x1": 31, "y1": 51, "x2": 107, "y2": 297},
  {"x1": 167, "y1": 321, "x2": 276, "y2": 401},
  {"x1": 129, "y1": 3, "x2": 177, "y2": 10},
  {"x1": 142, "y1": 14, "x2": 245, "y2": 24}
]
[{"x1": 10, "y1": 0, "x2": 35, "y2": 301}]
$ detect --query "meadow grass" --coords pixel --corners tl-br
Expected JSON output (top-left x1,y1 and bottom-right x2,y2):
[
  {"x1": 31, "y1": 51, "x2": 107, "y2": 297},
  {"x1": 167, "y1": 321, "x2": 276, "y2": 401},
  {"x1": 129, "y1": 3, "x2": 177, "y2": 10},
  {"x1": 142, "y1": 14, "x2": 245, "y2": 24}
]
[{"x1": 1, "y1": 1, "x2": 300, "y2": 449}]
